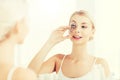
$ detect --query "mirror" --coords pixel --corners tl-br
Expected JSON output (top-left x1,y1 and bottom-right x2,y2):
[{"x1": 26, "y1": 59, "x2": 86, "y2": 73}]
[{"x1": 16, "y1": 0, "x2": 120, "y2": 79}]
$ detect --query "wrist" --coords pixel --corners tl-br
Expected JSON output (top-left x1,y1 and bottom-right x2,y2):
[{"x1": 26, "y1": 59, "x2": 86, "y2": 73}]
[{"x1": 45, "y1": 40, "x2": 56, "y2": 47}]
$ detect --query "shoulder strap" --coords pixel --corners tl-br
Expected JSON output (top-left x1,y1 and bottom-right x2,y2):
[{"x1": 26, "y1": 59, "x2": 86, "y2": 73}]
[
  {"x1": 7, "y1": 67, "x2": 18, "y2": 80},
  {"x1": 93, "y1": 57, "x2": 97, "y2": 65},
  {"x1": 59, "y1": 55, "x2": 66, "y2": 70}
]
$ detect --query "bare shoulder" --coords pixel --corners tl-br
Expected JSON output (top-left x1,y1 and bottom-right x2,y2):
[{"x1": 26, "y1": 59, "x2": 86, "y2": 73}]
[
  {"x1": 54, "y1": 54, "x2": 65, "y2": 73},
  {"x1": 44, "y1": 53, "x2": 65, "y2": 62},
  {"x1": 13, "y1": 67, "x2": 37, "y2": 80},
  {"x1": 49, "y1": 53, "x2": 65, "y2": 63},
  {"x1": 53, "y1": 54, "x2": 65, "y2": 61},
  {"x1": 96, "y1": 57, "x2": 110, "y2": 77},
  {"x1": 96, "y1": 57, "x2": 108, "y2": 65}
]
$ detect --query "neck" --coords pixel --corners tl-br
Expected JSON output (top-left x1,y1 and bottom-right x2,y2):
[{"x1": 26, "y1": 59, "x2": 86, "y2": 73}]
[
  {"x1": 0, "y1": 39, "x2": 15, "y2": 65},
  {"x1": 70, "y1": 43, "x2": 89, "y2": 60}
]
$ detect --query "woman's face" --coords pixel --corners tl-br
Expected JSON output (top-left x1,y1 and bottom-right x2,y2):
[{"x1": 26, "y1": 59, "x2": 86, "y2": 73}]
[{"x1": 69, "y1": 14, "x2": 94, "y2": 45}]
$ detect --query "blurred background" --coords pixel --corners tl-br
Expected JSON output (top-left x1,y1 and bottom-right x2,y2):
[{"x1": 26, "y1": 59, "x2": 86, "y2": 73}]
[{"x1": 14, "y1": 0, "x2": 120, "y2": 79}]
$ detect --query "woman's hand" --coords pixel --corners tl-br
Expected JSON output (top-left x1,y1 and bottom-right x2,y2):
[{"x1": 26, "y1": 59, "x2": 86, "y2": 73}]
[{"x1": 47, "y1": 26, "x2": 70, "y2": 45}]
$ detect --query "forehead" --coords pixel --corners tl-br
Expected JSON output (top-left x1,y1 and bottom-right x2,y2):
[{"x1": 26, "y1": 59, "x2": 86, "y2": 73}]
[{"x1": 70, "y1": 14, "x2": 92, "y2": 25}]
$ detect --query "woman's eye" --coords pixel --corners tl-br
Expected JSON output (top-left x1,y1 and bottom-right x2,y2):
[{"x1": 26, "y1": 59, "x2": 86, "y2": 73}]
[
  {"x1": 81, "y1": 26, "x2": 87, "y2": 28},
  {"x1": 71, "y1": 24, "x2": 76, "y2": 29}
]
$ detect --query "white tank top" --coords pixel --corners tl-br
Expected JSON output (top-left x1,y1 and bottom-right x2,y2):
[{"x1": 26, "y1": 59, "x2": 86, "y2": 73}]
[
  {"x1": 7, "y1": 67, "x2": 18, "y2": 80},
  {"x1": 57, "y1": 55, "x2": 107, "y2": 80}
]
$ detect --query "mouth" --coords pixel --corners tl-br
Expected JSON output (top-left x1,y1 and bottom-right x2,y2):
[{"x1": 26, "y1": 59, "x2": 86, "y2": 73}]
[{"x1": 72, "y1": 35, "x2": 82, "y2": 40}]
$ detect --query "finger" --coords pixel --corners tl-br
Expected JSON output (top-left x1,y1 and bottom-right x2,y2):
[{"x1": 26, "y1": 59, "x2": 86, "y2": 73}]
[
  {"x1": 57, "y1": 26, "x2": 69, "y2": 31},
  {"x1": 67, "y1": 26, "x2": 71, "y2": 30},
  {"x1": 63, "y1": 35, "x2": 71, "y2": 39},
  {"x1": 63, "y1": 26, "x2": 71, "y2": 31}
]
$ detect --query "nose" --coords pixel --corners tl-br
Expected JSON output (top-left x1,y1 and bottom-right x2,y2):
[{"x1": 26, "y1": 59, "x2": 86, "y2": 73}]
[{"x1": 75, "y1": 28, "x2": 80, "y2": 33}]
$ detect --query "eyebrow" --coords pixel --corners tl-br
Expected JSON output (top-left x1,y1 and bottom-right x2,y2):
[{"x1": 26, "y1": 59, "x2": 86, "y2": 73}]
[
  {"x1": 71, "y1": 20, "x2": 76, "y2": 23},
  {"x1": 81, "y1": 22, "x2": 87, "y2": 24},
  {"x1": 71, "y1": 20, "x2": 88, "y2": 25}
]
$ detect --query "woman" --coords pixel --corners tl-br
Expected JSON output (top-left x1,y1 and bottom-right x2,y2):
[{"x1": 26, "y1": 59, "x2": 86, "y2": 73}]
[
  {"x1": 0, "y1": 1, "x2": 37, "y2": 80},
  {"x1": 29, "y1": 10, "x2": 111, "y2": 80}
]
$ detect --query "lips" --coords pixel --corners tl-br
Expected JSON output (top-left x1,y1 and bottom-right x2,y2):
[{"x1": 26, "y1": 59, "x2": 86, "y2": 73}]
[{"x1": 72, "y1": 35, "x2": 82, "y2": 40}]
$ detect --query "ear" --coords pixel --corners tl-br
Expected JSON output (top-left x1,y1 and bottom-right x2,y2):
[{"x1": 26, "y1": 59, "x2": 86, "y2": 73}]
[
  {"x1": 10, "y1": 20, "x2": 24, "y2": 43},
  {"x1": 92, "y1": 28, "x2": 95, "y2": 35},
  {"x1": 13, "y1": 19, "x2": 24, "y2": 35},
  {"x1": 89, "y1": 29, "x2": 95, "y2": 41},
  {"x1": 14, "y1": 18, "x2": 28, "y2": 44},
  {"x1": 12, "y1": 23, "x2": 19, "y2": 34}
]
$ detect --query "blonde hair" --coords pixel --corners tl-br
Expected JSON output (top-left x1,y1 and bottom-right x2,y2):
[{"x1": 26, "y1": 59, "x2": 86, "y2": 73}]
[{"x1": 0, "y1": 0, "x2": 28, "y2": 41}]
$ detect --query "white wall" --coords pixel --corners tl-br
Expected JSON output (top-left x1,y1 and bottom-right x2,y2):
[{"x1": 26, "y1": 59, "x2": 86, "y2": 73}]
[{"x1": 94, "y1": 0, "x2": 120, "y2": 76}]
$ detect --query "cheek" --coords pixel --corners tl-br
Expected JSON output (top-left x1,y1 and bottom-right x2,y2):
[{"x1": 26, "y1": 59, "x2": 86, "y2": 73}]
[
  {"x1": 83, "y1": 30, "x2": 92, "y2": 37},
  {"x1": 84, "y1": 31, "x2": 90, "y2": 35},
  {"x1": 69, "y1": 28, "x2": 75, "y2": 34}
]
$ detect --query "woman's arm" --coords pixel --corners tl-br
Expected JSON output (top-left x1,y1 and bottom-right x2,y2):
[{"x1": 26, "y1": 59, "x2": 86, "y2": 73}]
[
  {"x1": 28, "y1": 26, "x2": 70, "y2": 75},
  {"x1": 28, "y1": 40, "x2": 55, "y2": 74},
  {"x1": 97, "y1": 58, "x2": 110, "y2": 77}
]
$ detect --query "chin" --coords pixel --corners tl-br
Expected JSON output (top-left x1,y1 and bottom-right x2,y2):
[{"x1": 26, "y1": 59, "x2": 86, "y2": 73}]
[{"x1": 73, "y1": 42, "x2": 84, "y2": 45}]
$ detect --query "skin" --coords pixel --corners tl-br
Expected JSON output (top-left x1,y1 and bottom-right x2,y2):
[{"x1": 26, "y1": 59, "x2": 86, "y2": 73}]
[
  {"x1": 29, "y1": 14, "x2": 110, "y2": 78},
  {"x1": 0, "y1": 18, "x2": 37, "y2": 80}
]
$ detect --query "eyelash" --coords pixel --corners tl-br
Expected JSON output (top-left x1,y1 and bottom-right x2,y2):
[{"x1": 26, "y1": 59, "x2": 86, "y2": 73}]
[
  {"x1": 70, "y1": 24, "x2": 76, "y2": 29},
  {"x1": 81, "y1": 26, "x2": 87, "y2": 28}
]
